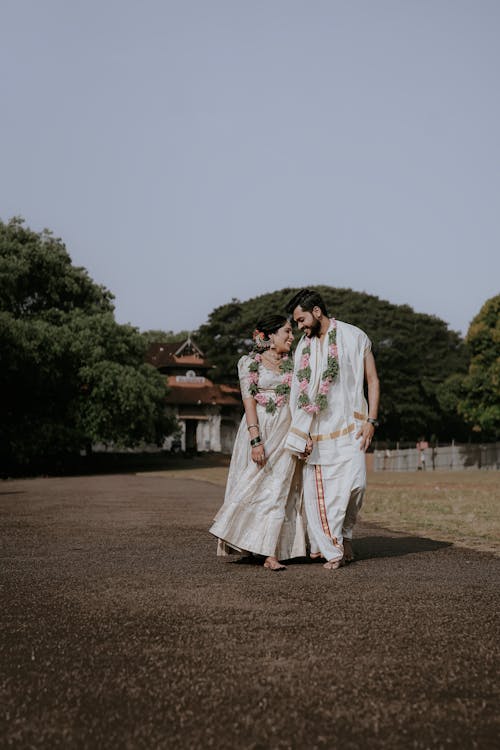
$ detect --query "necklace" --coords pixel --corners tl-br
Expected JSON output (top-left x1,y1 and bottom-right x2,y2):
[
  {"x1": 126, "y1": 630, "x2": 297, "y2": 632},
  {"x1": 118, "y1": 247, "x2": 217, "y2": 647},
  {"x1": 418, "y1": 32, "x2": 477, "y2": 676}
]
[
  {"x1": 261, "y1": 351, "x2": 281, "y2": 370},
  {"x1": 248, "y1": 353, "x2": 294, "y2": 414},
  {"x1": 296, "y1": 320, "x2": 339, "y2": 414}
]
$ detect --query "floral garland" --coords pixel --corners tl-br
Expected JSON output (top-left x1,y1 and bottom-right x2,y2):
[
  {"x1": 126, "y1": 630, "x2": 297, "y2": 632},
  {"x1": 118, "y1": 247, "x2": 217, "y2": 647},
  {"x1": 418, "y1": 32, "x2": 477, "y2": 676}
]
[
  {"x1": 248, "y1": 353, "x2": 294, "y2": 414},
  {"x1": 296, "y1": 320, "x2": 339, "y2": 414}
]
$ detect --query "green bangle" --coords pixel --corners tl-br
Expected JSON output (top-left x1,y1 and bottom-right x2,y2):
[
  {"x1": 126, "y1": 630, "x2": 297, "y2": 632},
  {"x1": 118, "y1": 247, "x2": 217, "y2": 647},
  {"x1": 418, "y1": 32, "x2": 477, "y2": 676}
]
[{"x1": 250, "y1": 436, "x2": 262, "y2": 447}]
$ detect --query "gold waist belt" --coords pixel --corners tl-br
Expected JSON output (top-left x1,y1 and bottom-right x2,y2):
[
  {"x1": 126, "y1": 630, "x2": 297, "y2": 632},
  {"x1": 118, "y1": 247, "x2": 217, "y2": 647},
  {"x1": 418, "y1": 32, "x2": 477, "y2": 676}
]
[{"x1": 311, "y1": 412, "x2": 367, "y2": 443}]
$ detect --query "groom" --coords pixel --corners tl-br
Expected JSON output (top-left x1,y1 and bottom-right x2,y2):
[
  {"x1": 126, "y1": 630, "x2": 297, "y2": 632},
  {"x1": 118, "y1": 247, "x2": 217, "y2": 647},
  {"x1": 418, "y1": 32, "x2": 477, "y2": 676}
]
[{"x1": 285, "y1": 289, "x2": 380, "y2": 569}]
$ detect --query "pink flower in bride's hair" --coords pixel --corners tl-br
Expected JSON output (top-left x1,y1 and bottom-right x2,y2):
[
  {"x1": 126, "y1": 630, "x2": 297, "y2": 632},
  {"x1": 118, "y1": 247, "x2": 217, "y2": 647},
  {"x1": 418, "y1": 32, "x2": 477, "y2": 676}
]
[
  {"x1": 304, "y1": 403, "x2": 320, "y2": 414},
  {"x1": 300, "y1": 354, "x2": 310, "y2": 368},
  {"x1": 319, "y1": 381, "x2": 330, "y2": 394},
  {"x1": 329, "y1": 345, "x2": 338, "y2": 357},
  {"x1": 299, "y1": 379, "x2": 309, "y2": 392}
]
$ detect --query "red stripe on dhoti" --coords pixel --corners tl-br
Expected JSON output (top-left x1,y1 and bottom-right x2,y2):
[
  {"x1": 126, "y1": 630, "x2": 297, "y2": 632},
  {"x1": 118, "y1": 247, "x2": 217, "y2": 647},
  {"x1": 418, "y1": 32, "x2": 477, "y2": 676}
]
[{"x1": 314, "y1": 465, "x2": 332, "y2": 538}]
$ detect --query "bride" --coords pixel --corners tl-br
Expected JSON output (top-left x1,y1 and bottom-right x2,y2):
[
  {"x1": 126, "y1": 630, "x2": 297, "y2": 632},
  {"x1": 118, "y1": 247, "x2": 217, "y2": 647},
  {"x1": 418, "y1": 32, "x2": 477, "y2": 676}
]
[{"x1": 209, "y1": 314, "x2": 306, "y2": 570}]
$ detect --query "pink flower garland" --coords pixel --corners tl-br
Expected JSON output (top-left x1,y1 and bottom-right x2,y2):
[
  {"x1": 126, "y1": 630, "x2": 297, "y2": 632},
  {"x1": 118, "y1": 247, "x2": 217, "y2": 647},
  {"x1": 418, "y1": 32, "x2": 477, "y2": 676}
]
[
  {"x1": 248, "y1": 353, "x2": 293, "y2": 414},
  {"x1": 297, "y1": 320, "x2": 339, "y2": 414}
]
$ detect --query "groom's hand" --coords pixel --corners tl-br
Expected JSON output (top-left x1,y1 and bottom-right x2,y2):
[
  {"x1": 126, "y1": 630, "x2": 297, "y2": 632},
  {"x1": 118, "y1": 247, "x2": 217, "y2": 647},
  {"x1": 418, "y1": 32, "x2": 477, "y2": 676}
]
[
  {"x1": 299, "y1": 437, "x2": 313, "y2": 461},
  {"x1": 356, "y1": 422, "x2": 375, "y2": 452}
]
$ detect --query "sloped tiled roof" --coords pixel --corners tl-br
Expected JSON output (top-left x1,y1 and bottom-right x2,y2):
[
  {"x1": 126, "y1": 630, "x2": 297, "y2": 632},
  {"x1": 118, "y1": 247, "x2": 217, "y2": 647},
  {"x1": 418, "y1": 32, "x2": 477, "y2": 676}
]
[
  {"x1": 146, "y1": 342, "x2": 211, "y2": 371},
  {"x1": 164, "y1": 376, "x2": 240, "y2": 406}
]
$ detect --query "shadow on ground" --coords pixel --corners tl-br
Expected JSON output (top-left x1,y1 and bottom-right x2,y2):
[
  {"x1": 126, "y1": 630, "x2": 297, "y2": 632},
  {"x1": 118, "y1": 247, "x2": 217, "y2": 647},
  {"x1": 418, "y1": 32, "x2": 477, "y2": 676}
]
[
  {"x1": 229, "y1": 532, "x2": 452, "y2": 567},
  {"x1": 355, "y1": 533, "x2": 452, "y2": 559}
]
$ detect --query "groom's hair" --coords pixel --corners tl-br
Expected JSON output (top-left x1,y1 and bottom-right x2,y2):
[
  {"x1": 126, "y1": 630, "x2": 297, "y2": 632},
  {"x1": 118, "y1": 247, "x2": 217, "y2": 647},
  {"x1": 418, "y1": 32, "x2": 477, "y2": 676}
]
[{"x1": 286, "y1": 289, "x2": 328, "y2": 317}]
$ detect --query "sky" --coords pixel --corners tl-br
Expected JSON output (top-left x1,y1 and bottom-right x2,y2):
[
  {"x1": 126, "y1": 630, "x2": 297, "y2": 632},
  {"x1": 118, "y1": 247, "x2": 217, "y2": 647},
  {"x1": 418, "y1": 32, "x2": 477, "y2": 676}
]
[{"x1": 1, "y1": 0, "x2": 499, "y2": 337}]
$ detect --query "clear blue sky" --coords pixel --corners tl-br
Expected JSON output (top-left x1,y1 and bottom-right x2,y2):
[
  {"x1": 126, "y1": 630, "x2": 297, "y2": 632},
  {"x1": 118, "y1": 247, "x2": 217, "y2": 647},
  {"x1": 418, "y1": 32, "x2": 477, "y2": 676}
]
[{"x1": 2, "y1": 0, "x2": 499, "y2": 336}]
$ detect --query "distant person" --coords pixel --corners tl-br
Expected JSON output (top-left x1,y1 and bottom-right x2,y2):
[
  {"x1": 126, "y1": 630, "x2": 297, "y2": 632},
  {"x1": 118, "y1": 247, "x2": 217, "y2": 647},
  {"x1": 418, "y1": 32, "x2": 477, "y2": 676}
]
[
  {"x1": 285, "y1": 289, "x2": 380, "y2": 570},
  {"x1": 210, "y1": 315, "x2": 306, "y2": 570},
  {"x1": 416, "y1": 437, "x2": 429, "y2": 470}
]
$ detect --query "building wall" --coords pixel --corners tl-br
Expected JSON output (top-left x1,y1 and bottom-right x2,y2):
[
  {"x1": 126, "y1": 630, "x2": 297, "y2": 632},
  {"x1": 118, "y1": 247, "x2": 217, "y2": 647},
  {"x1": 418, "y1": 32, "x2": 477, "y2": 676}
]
[{"x1": 164, "y1": 406, "x2": 241, "y2": 454}]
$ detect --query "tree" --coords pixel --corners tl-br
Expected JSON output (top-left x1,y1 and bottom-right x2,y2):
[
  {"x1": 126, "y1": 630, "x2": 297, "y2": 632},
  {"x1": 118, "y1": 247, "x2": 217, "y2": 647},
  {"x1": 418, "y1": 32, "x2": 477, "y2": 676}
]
[
  {"x1": 140, "y1": 329, "x2": 191, "y2": 345},
  {"x1": 458, "y1": 295, "x2": 500, "y2": 439},
  {"x1": 196, "y1": 286, "x2": 470, "y2": 442},
  {"x1": 0, "y1": 218, "x2": 174, "y2": 471}
]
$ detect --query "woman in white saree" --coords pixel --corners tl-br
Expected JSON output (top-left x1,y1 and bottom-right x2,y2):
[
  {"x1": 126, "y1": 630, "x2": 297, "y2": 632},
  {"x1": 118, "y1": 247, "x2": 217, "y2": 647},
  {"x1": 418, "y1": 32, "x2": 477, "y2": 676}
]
[{"x1": 209, "y1": 315, "x2": 306, "y2": 570}]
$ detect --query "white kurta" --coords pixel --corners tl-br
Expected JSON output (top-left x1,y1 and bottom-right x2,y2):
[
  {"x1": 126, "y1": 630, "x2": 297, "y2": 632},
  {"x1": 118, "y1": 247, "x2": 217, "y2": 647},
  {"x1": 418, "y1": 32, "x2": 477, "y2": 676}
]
[
  {"x1": 209, "y1": 355, "x2": 306, "y2": 560},
  {"x1": 286, "y1": 320, "x2": 371, "y2": 561}
]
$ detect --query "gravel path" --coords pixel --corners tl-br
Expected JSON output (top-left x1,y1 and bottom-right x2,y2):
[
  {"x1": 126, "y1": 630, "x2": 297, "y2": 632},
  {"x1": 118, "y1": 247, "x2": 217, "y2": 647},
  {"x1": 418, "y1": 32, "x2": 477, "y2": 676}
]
[{"x1": 1, "y1": 474, "x2": 499, "y2": 749}]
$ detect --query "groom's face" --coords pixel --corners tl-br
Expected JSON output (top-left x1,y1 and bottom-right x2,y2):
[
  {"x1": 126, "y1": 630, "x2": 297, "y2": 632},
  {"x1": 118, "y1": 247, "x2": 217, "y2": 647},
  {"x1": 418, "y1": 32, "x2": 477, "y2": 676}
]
[{"x1": 293, "y1": 306, "x2": 322, "y2": 337}]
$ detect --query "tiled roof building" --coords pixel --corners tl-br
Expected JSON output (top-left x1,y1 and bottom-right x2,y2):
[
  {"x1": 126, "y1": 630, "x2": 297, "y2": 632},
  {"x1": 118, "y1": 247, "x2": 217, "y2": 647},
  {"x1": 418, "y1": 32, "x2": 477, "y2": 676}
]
[{"x1": 147, "y1": 336, "x2": 241, "y2": 453}]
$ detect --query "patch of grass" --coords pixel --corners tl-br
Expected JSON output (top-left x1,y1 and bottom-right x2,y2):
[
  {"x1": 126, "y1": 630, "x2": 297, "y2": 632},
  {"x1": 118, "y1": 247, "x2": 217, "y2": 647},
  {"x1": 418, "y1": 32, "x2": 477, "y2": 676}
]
[{"x1": 362, "y1": 471, "x2": 500, "y2": 555}]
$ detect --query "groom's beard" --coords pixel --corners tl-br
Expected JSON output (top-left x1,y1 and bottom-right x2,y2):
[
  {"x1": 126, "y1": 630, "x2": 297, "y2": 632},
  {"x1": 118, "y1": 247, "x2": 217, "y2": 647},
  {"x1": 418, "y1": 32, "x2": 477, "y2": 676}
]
[{"x1": 309, "y1": 318, "x2": 322, "y2": 337}]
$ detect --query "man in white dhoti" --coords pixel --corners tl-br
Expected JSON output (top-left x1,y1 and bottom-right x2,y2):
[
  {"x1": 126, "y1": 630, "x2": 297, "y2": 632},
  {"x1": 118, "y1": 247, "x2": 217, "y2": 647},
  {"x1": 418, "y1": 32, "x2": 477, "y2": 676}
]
[{"x1": 285, "y1": 289, "x2": 380, "y2": 570}]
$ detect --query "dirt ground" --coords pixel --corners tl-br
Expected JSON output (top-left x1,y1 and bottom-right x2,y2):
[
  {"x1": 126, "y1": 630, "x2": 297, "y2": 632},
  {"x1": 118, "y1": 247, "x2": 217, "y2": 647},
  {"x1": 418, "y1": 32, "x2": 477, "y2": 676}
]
[{"x1": 1, "y1": 472, "x2": 499, "y2": 749}]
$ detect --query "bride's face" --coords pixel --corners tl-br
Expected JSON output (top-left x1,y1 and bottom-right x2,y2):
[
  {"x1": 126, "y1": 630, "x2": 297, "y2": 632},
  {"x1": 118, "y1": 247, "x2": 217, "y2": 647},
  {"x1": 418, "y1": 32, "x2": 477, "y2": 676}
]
[{"x1": 272, "y1": 322, "x2": 294, "y2": 354}]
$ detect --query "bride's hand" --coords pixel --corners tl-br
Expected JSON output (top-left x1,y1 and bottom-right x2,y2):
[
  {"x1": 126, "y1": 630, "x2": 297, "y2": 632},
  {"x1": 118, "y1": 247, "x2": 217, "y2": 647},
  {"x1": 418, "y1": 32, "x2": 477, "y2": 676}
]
[{"x1": 251, "y1": 444, "x2": 267, "y2": 468}]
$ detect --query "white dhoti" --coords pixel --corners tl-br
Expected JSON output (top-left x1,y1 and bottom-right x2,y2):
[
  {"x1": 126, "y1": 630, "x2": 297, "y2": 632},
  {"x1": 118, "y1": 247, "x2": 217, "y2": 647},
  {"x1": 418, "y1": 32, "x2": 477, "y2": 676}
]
[{"x1": 303, "y1": 436, "x2": 366, "y2": 562}]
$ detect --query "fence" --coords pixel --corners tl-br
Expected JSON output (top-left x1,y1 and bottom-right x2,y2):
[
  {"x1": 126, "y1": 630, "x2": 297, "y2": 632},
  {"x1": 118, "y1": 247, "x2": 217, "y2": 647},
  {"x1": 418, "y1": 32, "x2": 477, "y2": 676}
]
[{"x1": 373, "y1": 442, "x2": 500, "y2": 471}]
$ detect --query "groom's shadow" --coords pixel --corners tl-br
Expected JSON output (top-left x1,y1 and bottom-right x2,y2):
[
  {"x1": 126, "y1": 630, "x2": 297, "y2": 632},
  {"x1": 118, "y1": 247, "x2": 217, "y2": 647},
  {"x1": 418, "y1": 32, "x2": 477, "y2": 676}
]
[{"x1": 352, "y1": 533, "x2": 452, "y2": 561}]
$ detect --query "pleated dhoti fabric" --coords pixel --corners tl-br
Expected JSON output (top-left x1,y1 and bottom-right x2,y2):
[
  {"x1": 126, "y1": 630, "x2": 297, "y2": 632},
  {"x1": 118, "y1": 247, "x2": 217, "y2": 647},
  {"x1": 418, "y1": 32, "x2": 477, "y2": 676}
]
[{"x1": 303, "y1": 439, "x2": 366, "y2": 562}]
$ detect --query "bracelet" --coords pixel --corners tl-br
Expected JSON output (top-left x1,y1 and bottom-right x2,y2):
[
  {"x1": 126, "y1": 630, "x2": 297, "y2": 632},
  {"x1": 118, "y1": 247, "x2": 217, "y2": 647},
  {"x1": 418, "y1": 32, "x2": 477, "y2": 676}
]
[
  {"x1": 250, "y1": 436, "x2": 262, "y2": 447},
  {"x1": 247, "y1": 423, "x2": 259, "y2": 431}
]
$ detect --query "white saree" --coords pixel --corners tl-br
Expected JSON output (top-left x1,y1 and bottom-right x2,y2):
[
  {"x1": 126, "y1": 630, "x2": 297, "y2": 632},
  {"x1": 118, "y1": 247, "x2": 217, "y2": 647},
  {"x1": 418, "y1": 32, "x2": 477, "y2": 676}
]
[
  {"x1": 209, "y1": 355, "x2": 306, "y2": 560},
  {"x1": 285, "y1": 320, "x2": 371, "y2": 562}
]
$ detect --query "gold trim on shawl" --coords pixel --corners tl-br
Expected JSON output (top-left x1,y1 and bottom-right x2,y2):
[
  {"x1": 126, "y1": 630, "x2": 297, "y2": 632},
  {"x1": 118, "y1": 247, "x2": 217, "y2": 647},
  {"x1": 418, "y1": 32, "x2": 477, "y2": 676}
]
[{"x1": 290, "y1": 426, "x2": 309, "y2": 440}]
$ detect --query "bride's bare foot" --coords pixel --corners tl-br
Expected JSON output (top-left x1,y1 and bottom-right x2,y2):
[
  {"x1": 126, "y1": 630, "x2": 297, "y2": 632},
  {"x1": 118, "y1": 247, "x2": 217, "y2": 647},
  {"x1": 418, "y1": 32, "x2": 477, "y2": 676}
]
[
  {"x1": 343, "y1": 539, "x2": 355, "y2": 563},
  {"x1": 264, "y1": 556, "x2": 286, "y2": 571},
  {"x1": 323, "y1": 558, "x2": 344, "y2": 570}
]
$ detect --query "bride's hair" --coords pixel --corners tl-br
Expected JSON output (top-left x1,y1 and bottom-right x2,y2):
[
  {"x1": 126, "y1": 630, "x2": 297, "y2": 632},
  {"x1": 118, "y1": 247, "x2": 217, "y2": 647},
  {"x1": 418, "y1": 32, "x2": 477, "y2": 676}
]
[
  {"x1": 252, "y1": 314, "x2": 288, "y2": 349},
  {"x1": 254, "y1": 314, "x2": 287, "y2": 338}
]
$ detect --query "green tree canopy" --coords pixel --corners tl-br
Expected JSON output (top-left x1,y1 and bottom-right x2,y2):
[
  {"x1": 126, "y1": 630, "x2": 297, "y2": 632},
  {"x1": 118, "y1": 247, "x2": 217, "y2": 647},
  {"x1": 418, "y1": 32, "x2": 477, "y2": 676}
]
[
  {"x1": 458, "y1": 294, "x2": 500, "y2": 439},
  {"x1": 140, "y1": 329, "x2": 191, "y2": 345},
  {"x1": 197, "y1": 286, "x2": 470, "y2": 441},
  {"x1": 0, "y1": 218, "x2": 174, "y2": 471}
]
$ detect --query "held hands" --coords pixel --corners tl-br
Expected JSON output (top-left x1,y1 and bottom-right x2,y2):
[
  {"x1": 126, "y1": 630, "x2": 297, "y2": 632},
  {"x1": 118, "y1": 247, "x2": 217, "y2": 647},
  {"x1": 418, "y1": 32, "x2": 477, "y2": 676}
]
[
  {"x1": 356, "y1": 422, "x2": 375, "y2": 452},
  {"x1": 299, "y1": 436, "x2": 313, "y2": 461}
]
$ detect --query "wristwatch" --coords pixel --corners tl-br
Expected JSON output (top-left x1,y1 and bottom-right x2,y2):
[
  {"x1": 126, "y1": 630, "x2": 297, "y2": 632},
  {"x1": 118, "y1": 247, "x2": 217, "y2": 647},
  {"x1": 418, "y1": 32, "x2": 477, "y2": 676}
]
[{"x1": 367, "y1": 417, "x2": 379, "y2": 428}]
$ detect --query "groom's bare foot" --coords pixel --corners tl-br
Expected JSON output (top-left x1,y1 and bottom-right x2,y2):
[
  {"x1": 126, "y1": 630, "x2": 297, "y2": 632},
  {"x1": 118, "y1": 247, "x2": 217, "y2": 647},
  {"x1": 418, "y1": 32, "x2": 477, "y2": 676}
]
[
  {"x1": 343, "y1": 539, "x2": 355, "y2": 563},
  {"x1": 264, "y1": 556, "x2": 286, "y2": 571},
  {"x1": 323, "y1": 558, "x2": 343, "y2": 570},
  {"x1": 310, "y1": 552, "x2": 324, "y2": 560}
]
